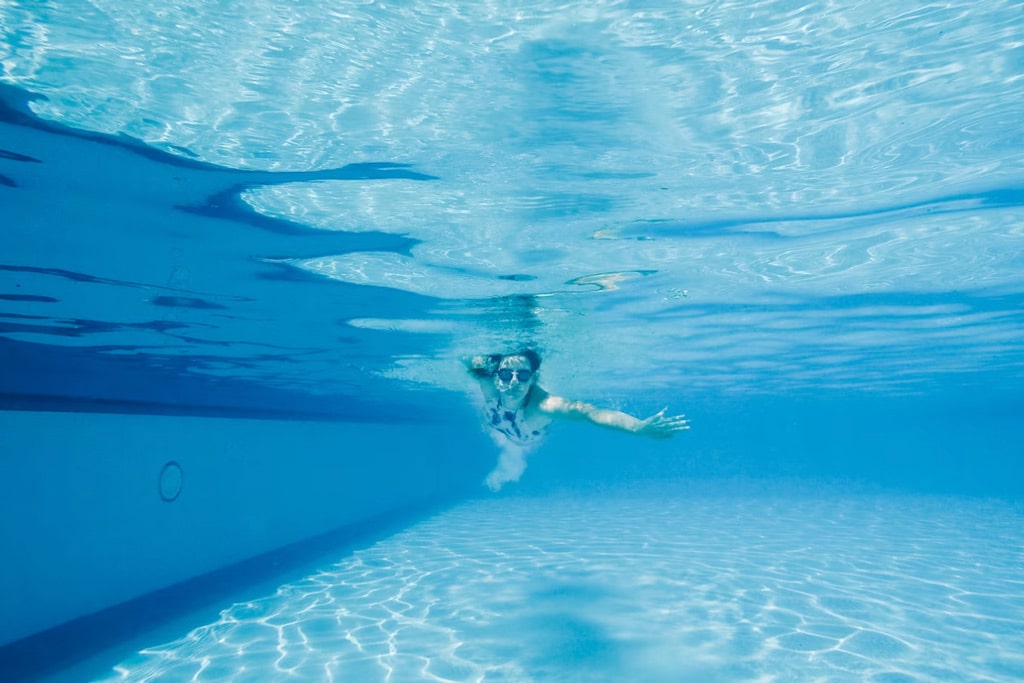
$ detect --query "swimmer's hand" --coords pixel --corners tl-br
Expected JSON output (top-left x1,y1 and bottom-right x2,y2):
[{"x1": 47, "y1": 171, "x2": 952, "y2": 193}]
[
  {"x1": 466, "y1": 354, "x2": 501, "y2": 378},
  {"x1": 636, "y1": 407, "x2": 690, "y2": 439}
]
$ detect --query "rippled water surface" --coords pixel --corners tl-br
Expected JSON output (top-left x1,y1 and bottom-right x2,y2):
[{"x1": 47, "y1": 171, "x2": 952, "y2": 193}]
[
  {"x1": 2, "y1": 2, "x2": 1023, "y2": 681},
  {"x1": 2, "y1": 0, "x2": 1022, "y2": 398},
  {"x1": 99, "y1": 484, "x2": 1024, "y2": 683}
]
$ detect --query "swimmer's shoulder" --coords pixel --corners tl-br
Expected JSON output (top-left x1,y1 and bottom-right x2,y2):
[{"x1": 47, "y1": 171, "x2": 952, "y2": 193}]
[
  {"x1": 534, "y1": 390, "x2": 597, "y2": 419},
  {"x1": 532, "y1": 387, "x2": 569, "y2": 414}
]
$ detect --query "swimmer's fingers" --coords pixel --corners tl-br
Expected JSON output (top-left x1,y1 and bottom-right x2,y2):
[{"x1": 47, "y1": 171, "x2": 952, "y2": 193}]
[
  {"x1": 661, "y1": 414, "x2": 690, "y2": 430},
  {"x1": 657, "y1": 418, "x2": 691, "y2": 434},
  {"x1": 651, "y1": 408, "x2": 689, "y2": 427},
  {"x1": 642, "y1": 411, "x2": 690, "y2": 438}
]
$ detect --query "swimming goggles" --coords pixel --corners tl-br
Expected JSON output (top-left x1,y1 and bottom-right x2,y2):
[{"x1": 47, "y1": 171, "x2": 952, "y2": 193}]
[{"x1": 496, "y1": 368, "x2": 533, "y2": 382}]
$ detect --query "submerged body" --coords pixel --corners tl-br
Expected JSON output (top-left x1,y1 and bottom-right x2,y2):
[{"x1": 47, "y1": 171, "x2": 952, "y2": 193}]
[
  {"x1": 466, "y1": 350, "x2": 689, "y2": 489},
  {"x1": 484, "y1": 395, "x2": 548, "y2": 446}
]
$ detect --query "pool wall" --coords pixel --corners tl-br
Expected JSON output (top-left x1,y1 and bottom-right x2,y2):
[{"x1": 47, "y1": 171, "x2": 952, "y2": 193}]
[{"x1": 0, "y1": 409, "x2": 491, "y2": 648}]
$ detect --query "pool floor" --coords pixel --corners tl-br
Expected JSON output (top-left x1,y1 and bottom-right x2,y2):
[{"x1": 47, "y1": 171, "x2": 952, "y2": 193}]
[{"x1": 96, "y1": 481, "x2": 1023, "y2": 682}]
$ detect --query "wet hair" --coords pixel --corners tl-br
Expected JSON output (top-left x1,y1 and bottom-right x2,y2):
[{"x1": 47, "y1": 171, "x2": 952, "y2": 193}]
[{"x1": 514, "y1": 348, "x2": 541, "y2": 372}]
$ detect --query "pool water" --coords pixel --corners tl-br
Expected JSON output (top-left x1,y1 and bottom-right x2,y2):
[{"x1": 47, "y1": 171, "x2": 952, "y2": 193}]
[
  {"x1": 101, "y1": 483, "x2": 1024, "y2": 682},
  {"x1": 2, "y1": 0, "x2": 1023, "y2": 681}
]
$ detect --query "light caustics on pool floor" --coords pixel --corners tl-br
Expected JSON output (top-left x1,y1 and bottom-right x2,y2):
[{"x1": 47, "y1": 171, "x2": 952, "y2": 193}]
[{"x1": 102, "y1": 485, "x2": 1023, "y2": 682}]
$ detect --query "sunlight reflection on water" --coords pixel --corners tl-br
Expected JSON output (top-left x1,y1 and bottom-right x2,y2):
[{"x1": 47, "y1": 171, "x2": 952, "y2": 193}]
[
  {"x1": 101, "y1": 484, "x2": 1024, "y2": 682},
  {"x1": 2, "y1": 0, "x2": 1022, "y2": 396}
]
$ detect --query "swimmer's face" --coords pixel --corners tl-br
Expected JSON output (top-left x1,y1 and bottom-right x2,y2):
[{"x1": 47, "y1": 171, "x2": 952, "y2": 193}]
[{"x1": 494, "y1": 355, "x2": 535, "y2": 398}]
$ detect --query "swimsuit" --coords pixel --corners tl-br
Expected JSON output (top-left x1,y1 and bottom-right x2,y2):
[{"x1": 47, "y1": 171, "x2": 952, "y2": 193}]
[{"x1": 485, "y1": 398, "x2": 546, "y2": 446}]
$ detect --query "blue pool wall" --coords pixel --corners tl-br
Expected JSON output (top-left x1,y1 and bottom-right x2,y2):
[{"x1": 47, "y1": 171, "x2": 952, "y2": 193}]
[
  {"x1": 0, "y1": 409, "x2": 492, "y2": 648},
  {"x1": 2, "y1": 387, "x2": 1021, "y2": 651}
]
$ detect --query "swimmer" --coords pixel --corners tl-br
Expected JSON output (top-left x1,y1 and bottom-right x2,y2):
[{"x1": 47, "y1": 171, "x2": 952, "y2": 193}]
[{"x1": 466, "y1": 349, "x2": 690, "y2": 447}]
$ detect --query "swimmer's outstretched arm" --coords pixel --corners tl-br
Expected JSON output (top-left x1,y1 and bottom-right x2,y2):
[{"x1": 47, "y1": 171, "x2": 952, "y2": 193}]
[{"x1": 537, "y1": 394, "x2": 690, "y2": 439}]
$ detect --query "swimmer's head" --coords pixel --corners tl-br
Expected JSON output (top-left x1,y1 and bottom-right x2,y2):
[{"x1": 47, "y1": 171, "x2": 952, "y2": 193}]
[{"x1": 493, "y1": 349, "x2": 540, "y2": 398}]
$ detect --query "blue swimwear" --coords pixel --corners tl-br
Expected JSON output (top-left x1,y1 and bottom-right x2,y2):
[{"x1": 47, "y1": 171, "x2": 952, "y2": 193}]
[{"x1": 485, "y1": 398, "x2": 545, "y2": 446}]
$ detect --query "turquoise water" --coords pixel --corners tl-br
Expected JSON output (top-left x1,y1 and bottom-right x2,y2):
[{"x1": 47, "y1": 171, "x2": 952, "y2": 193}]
[
  {"x1": 100, "y1": 485, "x2": 1024, "y2": 682},
  {"x1": 27, "y1": 482, "x2": 1023, "y2": 683},
  {"x1": 2, "y1": 0, "x2": 1023, "y2": 680}
]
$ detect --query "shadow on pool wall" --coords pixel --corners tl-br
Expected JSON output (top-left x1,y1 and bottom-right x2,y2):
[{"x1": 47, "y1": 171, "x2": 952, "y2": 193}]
[{"x1": 0, "y1": 408, "x2": 493, "y2": 678}]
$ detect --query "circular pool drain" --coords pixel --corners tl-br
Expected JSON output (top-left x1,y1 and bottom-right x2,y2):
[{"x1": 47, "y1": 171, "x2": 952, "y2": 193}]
[{"x1": 158, "y1": 461, "x2": 183, "y2": 502}]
